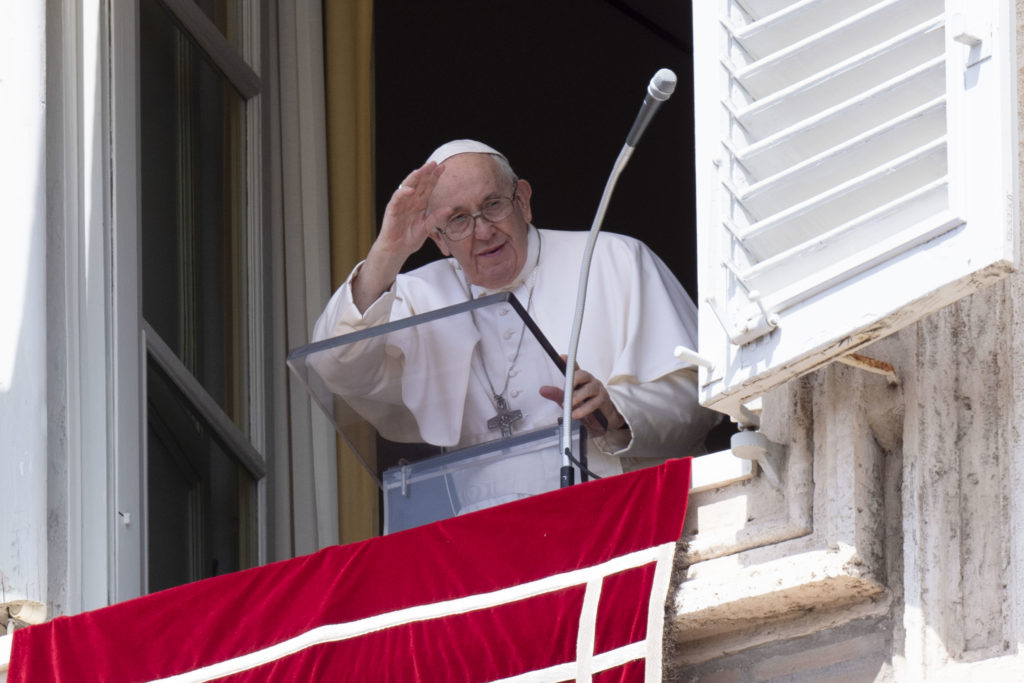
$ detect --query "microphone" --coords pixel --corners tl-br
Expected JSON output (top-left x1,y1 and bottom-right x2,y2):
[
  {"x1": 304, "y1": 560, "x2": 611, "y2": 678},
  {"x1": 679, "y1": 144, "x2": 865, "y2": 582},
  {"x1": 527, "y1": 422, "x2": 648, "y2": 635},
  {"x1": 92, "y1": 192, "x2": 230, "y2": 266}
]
[
  {"x1": 625, "y1": 68, "x2": 677, "y2": 148},
  {"x1": 559, "y1": 69, "x2": 677, "y2": 487}
]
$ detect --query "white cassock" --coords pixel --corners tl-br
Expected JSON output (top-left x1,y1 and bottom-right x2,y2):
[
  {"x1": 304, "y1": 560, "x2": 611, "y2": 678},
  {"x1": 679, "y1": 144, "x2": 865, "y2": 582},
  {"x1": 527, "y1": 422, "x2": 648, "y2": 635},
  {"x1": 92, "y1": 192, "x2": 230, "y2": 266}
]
[{"x1": 311, "y1": 226, "x2": 720, "y2": 509}]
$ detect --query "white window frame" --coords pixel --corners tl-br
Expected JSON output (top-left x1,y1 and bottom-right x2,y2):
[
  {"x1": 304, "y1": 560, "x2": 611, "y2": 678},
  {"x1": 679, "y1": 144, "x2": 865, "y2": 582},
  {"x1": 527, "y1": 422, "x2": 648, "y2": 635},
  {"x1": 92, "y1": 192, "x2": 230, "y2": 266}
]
[
  {"x1": 49, "y1": 0, "x2": 146, "y2": 610},
  {"x1": 109, "y1": 0, "x2": 146, "y2": 604}
]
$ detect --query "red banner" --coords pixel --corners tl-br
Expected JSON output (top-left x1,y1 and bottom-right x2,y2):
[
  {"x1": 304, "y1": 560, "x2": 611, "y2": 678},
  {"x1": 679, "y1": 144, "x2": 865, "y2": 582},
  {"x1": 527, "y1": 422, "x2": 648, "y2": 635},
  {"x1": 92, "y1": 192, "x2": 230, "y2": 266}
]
[{"x1": 9, "y1": 458, "x2": 690, "y2": 682}]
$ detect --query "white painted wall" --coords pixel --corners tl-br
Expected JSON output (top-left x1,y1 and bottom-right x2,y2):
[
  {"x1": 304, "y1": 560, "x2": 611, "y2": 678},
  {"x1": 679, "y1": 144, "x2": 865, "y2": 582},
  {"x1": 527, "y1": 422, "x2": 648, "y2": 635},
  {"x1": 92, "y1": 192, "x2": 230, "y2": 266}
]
[
  {"x1": 0, "y1": 632, "x2": 10, "y2": 680},
  {"x1": 0, "y1": 1, "x2": 50, "y2": 610}
]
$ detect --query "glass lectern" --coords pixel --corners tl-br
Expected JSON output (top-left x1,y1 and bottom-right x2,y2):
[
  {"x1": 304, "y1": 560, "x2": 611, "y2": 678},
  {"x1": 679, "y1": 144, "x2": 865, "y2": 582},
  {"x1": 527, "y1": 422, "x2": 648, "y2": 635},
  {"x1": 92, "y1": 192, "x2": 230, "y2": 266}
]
[{"x1": 287, "y1": 293, "x2": 587, "y2": 533}]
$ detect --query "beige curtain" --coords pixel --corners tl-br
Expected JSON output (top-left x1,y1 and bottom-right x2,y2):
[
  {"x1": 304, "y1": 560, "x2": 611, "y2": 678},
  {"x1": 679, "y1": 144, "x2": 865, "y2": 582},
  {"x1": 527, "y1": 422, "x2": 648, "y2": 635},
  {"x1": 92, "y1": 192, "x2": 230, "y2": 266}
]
[{"x1": 323, "y1": 0, "x2": 378, "y2": 543}]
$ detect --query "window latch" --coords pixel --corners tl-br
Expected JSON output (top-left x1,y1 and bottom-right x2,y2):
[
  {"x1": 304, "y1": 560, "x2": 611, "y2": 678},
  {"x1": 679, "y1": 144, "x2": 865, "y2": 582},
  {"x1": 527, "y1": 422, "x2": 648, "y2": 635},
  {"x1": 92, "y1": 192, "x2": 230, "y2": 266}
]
[{"x1": 950, "y1": 13, "x2": 992, "y2": 68}]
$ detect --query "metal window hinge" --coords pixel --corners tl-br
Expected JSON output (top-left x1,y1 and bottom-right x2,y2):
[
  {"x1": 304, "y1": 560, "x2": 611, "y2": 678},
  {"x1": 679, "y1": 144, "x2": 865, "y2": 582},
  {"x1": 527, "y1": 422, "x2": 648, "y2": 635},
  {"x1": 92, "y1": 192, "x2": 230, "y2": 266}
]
[
  {"x1": 706, "y1": 294, "x2": 780, "y2": 347},
  {"x1": 704, "y1": 256, "x2": 781, "y2": 346}
]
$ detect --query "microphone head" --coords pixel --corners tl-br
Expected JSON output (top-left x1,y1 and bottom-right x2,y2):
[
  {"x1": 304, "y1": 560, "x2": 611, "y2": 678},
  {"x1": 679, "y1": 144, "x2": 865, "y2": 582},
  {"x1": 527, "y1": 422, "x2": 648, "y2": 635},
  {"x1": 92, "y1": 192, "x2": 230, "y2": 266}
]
[{"x1": 647, "y1": 68, "x2": 677, "y2": 101}]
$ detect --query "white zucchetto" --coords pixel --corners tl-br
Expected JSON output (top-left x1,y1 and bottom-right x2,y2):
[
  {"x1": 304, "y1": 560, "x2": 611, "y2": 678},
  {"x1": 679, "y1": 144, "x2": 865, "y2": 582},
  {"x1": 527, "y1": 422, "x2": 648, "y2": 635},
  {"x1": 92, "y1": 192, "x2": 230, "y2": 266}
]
[{"x1": 425, "y1": 139, "x2": 506, "y2": 165}]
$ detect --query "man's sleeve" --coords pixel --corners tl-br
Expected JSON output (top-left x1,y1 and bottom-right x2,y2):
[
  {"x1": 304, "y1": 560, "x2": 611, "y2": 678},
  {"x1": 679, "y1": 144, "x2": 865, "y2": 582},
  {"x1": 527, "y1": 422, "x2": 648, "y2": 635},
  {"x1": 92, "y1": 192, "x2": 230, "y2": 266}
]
[
  {"x1": 594, "y1": 368, "x2": 722, "y2": 460},
  {"x1": 583, "y1": 234, "x2": 722, "y2": 461},
  {"x1": 312, "y1": 261, "x2": 398, "y2": 342}
]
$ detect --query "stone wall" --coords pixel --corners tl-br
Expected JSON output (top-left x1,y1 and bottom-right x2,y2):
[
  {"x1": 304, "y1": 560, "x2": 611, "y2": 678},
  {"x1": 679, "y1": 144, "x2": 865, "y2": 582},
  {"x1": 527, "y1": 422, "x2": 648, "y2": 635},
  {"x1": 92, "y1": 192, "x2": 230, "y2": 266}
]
[{"x1": 668, "y1": 258, "x2": 1024, "y2": 682}]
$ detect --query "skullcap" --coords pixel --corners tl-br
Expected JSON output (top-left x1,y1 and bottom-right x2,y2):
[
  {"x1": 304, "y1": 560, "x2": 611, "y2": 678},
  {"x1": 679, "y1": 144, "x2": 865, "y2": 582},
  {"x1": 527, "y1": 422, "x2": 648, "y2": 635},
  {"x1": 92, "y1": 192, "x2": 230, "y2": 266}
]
[{"x1": 425, "y1": 139, "x2": 506, "y2": 165}]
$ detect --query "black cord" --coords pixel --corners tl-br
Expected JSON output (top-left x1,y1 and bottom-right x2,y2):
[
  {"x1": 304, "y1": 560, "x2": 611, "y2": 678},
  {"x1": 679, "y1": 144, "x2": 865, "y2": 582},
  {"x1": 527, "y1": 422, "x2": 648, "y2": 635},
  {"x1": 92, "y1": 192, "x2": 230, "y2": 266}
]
[{"x1": 564, "y1": 447, "x2": 602, "y2": 481}]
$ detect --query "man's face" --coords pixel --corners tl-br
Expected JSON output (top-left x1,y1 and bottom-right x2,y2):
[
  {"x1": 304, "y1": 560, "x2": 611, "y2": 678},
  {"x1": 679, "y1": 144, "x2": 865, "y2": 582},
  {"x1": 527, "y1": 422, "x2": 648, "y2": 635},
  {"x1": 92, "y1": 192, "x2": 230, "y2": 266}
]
[{"x1": 427, "y1": 154, "x2": 533, "y2": 289}]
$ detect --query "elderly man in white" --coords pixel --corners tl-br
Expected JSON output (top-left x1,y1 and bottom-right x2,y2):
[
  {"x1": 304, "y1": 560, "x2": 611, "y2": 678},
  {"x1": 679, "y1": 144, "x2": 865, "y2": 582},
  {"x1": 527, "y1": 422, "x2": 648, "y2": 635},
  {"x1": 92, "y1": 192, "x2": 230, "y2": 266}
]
[{"x1": 313, "y1": 140, "x2": 719, "y2": 500}]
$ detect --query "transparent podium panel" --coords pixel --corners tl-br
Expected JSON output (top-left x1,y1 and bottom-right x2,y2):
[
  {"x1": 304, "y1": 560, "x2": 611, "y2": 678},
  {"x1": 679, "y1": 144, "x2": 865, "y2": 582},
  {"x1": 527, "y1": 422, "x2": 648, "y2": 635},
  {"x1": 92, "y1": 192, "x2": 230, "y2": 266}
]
[
  {"x1": 383, "y1": 422, "x2": 584, "y2": 534},
  {"x1": 287, "y1": 292, "x2": 591, "y2": 531}
]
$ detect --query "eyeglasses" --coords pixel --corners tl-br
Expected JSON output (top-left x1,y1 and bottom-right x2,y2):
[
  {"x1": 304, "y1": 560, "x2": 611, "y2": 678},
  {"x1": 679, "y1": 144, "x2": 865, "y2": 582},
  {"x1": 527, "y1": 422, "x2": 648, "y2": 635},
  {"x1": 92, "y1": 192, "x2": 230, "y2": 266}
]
[{"x1": 435, "y1": 182, "x2": 519, "y2": 241}]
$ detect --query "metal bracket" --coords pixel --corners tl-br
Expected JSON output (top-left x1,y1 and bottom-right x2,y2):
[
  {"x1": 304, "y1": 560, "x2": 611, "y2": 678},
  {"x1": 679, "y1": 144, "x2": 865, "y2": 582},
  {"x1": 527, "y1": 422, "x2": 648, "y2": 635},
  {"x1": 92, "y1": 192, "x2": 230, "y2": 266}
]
[
  {"x1": 1, "y1": 601, "x2": 47, "y2": 635},
  {"x1": 836, "y1": 353, "x2": 900, "y2": 386},
  {"x1": 706, "y1": 291, "x2": 779, "y2": 347},
  {"x1": 731, "y1": 429, "x2": 786, "y2": 490}
]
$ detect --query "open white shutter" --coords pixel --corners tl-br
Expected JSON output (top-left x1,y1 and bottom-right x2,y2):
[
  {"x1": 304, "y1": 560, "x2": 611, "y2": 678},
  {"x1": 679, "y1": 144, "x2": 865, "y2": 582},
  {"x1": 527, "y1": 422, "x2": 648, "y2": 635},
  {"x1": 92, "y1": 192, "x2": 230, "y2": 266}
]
[{"x1": 692, "y1": 0, "x2": 1018, "y2": 421}]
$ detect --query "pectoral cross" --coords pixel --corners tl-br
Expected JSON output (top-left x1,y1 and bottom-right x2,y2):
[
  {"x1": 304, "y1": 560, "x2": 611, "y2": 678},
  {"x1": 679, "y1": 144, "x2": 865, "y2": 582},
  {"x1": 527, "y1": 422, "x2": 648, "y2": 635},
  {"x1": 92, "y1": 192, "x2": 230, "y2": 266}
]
[{"x1": 487, "y1": 395, "x2": 523, "y2": 438}]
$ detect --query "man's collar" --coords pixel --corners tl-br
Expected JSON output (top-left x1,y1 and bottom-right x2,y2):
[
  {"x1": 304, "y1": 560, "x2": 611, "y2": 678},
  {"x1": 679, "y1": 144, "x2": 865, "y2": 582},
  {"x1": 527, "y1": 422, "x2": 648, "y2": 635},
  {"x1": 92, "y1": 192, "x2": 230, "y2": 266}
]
[{"x1": 466, "y1": 225, "x2": 540, "y2": 298}]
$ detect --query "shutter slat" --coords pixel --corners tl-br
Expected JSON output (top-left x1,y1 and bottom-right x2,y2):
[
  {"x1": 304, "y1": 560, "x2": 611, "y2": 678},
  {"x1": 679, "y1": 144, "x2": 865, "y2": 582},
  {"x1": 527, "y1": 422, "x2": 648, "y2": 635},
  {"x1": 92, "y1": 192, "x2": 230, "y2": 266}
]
[
  {"x1": 734, "y1": 99, "x2": 946, "y2": 221},
  {"x1": 732, "y1": 17, "x2": 943, "y2": 133},
  {"x1": 728, "y1": 0, "x2": 881, "y2": 62},
  {"x1": 733, "y1": 0, "x2": 800, "y2": 22},
  {"x1": 738, "y1": 138, "x2": 948, "y2": 259},
  {"x1": 738, "y1": 180, "x2": 952, "y2": 300},
  {"x1": 732, "y1": 56, "x2": 945, "y2": 179},
  {"x1": 752, "y1": 206, "x2": 960, "y2": 316},
  {"x1": 728, "y1": 0, "x2": 941, "y2": 98},
  {"x1": 737, "y1": 0, "x2": 806, "y2": 22}
]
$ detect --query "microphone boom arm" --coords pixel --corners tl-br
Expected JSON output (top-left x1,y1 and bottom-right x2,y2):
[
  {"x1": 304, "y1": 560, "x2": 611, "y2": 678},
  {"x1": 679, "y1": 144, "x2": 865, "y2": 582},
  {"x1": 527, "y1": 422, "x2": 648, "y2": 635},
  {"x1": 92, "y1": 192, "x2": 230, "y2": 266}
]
[
  {"x1": 560, "y1": 145, "x2": 633, "y2": 486},
  {"x1": 559, "y1": 69, "x2": 676, "y2": 487}
]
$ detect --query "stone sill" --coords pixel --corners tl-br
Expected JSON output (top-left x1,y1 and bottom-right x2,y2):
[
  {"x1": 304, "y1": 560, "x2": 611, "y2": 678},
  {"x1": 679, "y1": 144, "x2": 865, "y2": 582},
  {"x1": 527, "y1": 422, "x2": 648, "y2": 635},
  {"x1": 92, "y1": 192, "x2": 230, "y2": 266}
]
[{"x1": 669, "y1": 543, "x2": 889, "y2": 664}]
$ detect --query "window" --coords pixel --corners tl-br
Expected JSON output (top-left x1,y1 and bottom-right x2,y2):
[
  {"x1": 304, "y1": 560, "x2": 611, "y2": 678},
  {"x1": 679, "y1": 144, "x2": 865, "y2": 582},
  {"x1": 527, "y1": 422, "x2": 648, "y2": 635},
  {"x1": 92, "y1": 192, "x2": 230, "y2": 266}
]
[
  {"x1": 138, "y1": 0, "x2": 265, "y2": 591},
  {"x1": 692, "y1": 0, "x2": 1017, "y2": 421}
]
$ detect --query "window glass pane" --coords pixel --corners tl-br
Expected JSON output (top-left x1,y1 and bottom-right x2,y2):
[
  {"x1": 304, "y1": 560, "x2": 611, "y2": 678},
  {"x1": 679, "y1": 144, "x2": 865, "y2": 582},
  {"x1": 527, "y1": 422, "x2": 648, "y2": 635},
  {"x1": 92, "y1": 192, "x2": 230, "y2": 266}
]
[
  {"x1": 147, "y1": 361, "x2": 257, "y2": 592},
  {"x1": 139, "y1": 0, "x2": 249, "y2": 432},
  {"x1": 193, "y1": 0, "x2": 242, "y2": 50}
]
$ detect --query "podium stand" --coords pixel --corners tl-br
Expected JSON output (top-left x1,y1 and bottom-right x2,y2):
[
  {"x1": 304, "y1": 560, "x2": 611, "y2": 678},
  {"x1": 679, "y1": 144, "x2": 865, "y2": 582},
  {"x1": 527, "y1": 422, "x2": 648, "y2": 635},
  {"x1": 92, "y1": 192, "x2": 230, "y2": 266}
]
[{"x1": 287, "y1": 292, "x2": 587, "y2": 533}]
